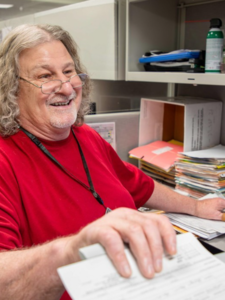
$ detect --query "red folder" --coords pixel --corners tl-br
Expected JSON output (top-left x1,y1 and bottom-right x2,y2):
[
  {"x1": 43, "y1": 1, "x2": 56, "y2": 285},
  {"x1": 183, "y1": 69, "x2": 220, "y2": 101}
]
[{"x1": 129, "y1": 140, "x2": 183, "y2": 172}]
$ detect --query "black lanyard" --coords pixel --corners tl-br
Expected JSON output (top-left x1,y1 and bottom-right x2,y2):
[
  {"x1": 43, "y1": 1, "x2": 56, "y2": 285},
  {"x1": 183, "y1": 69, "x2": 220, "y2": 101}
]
[{"x1": 20, "y1": 126, "x2": 111, "y2": 213}]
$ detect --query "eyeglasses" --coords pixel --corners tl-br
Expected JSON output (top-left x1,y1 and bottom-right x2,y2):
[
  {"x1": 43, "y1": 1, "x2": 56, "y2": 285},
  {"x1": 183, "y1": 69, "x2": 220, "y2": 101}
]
[{"x1": 19, "y1": 73, "x2": 88, "y2": 95}]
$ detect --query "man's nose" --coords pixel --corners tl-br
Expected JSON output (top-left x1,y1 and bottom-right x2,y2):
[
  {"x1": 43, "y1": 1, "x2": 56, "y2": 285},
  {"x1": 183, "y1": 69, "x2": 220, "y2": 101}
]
[{"x1": 57, "y1": 78, "x2": 74, "y2": 96}]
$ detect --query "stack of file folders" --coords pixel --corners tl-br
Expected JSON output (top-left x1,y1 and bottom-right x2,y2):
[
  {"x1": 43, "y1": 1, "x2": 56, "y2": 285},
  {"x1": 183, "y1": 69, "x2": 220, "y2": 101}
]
[
  {"x1": 175, "y1": 145, "x2": 225, "y2": 198},
  {"x1": 140, "y1": 162, "x2": 176, "y2": 186},
  {"x1": 129, "y1": 140, "x2": 183, "y2": 187},
  {"x1": 139, "y1": 49, "x2": 205, "y2": 73}
]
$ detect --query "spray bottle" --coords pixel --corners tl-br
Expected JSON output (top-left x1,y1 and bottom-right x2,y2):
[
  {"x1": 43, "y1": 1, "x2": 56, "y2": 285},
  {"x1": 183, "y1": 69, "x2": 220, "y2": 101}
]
[{"x1": 205, "y1": 18, "x2": 224, "y2": 73}]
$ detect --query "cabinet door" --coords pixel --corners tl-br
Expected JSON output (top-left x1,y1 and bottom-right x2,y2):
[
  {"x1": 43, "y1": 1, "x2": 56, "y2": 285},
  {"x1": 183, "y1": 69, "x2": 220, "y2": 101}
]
[
  {"x1": 0, "y1": 14, "x2": 35, "y2": 38},
  {"x1": 35, "y1": 0, "x2": 125, "y2": 80}
]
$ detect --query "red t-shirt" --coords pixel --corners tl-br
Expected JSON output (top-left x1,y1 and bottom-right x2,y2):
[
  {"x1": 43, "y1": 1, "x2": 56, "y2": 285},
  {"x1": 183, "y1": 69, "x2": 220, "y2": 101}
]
[{"x1": 0, "y1": 124, "x2": 154, "y2": 299}]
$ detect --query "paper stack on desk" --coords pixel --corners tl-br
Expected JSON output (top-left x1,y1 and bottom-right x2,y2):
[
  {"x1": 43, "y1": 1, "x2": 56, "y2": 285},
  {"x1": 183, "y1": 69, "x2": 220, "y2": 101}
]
[
  {"x1": 175, "y1": 144, "x2": 225, "y2": 198},
  {"x1": 165, "y1": 193, "x2": 225, "y2": 240},
  {"x1": 57, "y1": 233, "x2": 225, "y2": 300},
  {"x1": 165, "y1": 212, "x2": 225, "y2": 239},
  {"x1": 129, "y1": 140, "x2": 183, "y2": 187}
]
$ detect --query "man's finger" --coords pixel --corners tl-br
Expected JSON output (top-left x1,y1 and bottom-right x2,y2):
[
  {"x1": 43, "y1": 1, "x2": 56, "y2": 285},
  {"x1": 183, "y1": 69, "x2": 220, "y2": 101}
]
[
  {"x1": 89, "y1": 225, "x2": 132, "y2": 278},
  {"x1": 142, "y1": 214, "x2": 176, "y2": 270},
  {"x1": 121, "y1": 221, "x2": 155, "y2": 278},
  {"x1": 154, "y1": 214, "x2": 177, "y2": 256}
]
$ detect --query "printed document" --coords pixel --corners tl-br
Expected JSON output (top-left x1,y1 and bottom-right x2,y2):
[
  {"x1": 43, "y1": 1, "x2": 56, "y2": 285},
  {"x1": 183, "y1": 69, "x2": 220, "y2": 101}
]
[{"x1": 57, "y1": 233, "x2": 225, "y2": 300}]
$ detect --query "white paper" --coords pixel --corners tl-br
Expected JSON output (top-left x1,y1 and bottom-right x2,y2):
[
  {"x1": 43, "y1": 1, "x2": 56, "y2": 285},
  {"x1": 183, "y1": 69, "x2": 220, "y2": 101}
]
[
  {"x1": 181, "y1": 144, "x2": 225, "y2": 159},
  {"x1": 78, "y1": 243, "x2": 106, "y2": 260},
  {"x1": 166, "y1": 213, "x2": 225, "y2": 239},
  {"x1": 152, "y1": 146, "x2": 173, "y2": 155},
  {"x1": 166, "y1": 193, "x2": 225, "y2": 239},
  {"x1": 87, "y1": 122, "x2": 116, "y2": 150},
  {"x1": 200, "y1": 192, "x2": 225, "y2": 200},
  {"x1": 58, "y1": 233, "x2": 225, "y2": 300}
]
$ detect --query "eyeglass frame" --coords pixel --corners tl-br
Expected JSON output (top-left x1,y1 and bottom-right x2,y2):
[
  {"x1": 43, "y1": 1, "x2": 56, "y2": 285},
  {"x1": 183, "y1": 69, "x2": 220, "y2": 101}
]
[{"x1": 19, "y1": 73, "x2": 88, "y2": 95}]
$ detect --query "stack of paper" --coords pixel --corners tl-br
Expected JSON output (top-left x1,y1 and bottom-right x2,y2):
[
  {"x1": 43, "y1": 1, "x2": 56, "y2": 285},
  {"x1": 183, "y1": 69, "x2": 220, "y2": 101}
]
[
  {"x1": 175, "y1": 145, "x2": 225, "y2": 198},
  {"x1": 166, "y1": 213, "x2": 225, "y2": 239},
  {"x1": 166, "y1": 193, "x2": 225, "y2": 239},
  {"x1": 58, "y1": 233, "x2": 225, "y2": 300},
  {"x1": 129, "y1": 140, "x2": 183, "y2": 187}
]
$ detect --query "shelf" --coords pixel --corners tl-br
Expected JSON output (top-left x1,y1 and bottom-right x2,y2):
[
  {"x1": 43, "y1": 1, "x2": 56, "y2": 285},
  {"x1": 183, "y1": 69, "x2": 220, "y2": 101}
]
[
  {"x1": 126, "y1": 71, "x2": 225, "y2": 86},
  {"x1": 126, "y1": 0, "x2": 225, "y2": 87}
]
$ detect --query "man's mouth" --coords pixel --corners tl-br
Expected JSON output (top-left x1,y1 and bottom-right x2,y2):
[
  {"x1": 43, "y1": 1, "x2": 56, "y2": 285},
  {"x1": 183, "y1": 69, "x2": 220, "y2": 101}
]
[{"x1": 50, "y1": 99, "x2": 72, "y2": 107}]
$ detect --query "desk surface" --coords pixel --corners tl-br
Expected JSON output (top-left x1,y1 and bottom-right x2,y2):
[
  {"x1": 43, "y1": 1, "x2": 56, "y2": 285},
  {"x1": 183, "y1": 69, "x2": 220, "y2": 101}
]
[
  {"x1": 199, "y1": 234, "x2": 225, "y2": 253},
  {"x1": 215, "y1": 251, "x2": 225, "y2": 262}
]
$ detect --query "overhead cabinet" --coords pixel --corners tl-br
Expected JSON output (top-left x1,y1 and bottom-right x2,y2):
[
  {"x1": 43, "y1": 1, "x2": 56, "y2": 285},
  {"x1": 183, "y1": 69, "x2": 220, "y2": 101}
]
[
  {"x1": 35, "y1": 0, "x2": 125, "y2": 80},
  {"x1": 0, "y1": 0, "x2": 125, "y2": 81},
  {"x1": 0, "y1": 14, "x2": 35, "y2": 35}
]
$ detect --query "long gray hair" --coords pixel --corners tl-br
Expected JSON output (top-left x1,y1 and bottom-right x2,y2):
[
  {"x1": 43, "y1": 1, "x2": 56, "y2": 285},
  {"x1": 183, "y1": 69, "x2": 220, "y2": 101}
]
[{"x1": 0, "y1": 24, "x2": 91, "y2": 136}]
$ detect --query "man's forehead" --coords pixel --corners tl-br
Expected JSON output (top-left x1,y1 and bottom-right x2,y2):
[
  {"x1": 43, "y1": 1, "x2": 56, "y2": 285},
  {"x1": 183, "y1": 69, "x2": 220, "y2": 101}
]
[
  {"x1": 19, "y1": 41, "x2": 75, "y2": 75},
  {"x1": 30, "y1": 61, "x2": 75, "y2": 72}
]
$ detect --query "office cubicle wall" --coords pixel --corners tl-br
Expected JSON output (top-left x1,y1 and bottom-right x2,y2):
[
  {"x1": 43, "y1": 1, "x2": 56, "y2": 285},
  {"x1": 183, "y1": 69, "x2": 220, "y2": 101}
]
[{"x1": 84, "y1": 111, "x2": 139, "y2": 166}]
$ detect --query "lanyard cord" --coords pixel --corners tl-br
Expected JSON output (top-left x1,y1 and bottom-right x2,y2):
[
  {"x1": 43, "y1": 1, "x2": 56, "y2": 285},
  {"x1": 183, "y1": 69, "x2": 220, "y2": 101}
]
[{"x1": 20, "y1": 126, "x2": 106, "y2": 209}]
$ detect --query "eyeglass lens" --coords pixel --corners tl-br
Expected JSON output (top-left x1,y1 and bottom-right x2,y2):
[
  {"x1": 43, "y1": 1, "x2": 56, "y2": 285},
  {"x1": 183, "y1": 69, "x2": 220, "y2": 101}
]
[{"x1": 42, "y1": 74, "x2": 87, "y2": 94}]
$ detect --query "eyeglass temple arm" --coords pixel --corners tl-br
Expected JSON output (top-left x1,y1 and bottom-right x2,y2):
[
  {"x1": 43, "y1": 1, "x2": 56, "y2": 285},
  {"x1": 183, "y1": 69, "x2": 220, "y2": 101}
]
[{"x1": 19, "y1": 77, "x2": 42, "y2": 88}]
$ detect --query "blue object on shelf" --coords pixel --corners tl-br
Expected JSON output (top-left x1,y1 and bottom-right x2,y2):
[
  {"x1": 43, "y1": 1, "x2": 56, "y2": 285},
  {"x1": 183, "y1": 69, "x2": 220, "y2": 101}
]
[{"x1": 139, "y1": 50, "x2": 201, "y2": 63}]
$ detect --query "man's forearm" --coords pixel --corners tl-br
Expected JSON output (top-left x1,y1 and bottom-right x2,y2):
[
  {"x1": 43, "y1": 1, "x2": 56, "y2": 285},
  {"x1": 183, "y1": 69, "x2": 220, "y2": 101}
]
[
  {"x1": 146, "y1": 180, "x2": 225, "y2": 221},
  {"x1": 145, "y1": 180, "x2": 197, "y2": 215},
  {"x1": 0, "y1": 236, "x2": 78, "y2": 300}
]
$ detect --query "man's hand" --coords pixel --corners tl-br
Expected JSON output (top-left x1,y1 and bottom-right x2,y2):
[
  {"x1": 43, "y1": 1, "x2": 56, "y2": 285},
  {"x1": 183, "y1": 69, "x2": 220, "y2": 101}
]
[
  {"x1": 0, "y1": 208, "x2": 176, "y2": 300},
  {"x1": 195, "y1": 197, "x2": 225, "y2": 221},
  {"x1": 66, "y1": 208, "x2": 176, "y2": 279},
  {"x1": 145, "y1": 181, "x2": 225, "y2": 222}
]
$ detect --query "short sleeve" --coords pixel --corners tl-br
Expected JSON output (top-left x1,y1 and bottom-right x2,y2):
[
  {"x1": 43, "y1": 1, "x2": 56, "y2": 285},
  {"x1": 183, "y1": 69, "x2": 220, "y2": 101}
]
[{"x1": 0, "y1": 153, "x2": 23, "y2": 250}]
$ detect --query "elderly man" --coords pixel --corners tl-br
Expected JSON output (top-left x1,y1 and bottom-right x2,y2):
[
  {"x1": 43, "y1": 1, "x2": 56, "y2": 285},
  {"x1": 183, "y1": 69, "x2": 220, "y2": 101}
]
[{"x1": 0, "y1": 24, "x2": 224, "y2": 300}]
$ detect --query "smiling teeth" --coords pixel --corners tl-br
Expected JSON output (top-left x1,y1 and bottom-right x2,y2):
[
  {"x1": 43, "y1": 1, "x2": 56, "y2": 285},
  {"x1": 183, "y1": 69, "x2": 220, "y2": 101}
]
[{"x1": 52, "y1": 100, "x2": 70, "y2": 106}]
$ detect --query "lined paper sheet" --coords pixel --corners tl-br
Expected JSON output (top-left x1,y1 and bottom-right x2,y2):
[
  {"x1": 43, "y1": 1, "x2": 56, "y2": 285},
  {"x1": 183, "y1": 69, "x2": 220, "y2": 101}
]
[{"x1": 58, "y1": 233, "x2": 225, "y2": 300}]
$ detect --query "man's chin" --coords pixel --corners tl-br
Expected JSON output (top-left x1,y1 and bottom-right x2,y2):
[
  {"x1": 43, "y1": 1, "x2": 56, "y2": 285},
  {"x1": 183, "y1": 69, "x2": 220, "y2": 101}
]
[{"x1": 50, "y1": 118, "x2": 77, "y2": 129}]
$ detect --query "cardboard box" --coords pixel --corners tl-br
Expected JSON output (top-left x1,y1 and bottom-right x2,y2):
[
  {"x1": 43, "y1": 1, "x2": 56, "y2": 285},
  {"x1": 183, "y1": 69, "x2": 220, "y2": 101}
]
[{"x1": 139, "y1": 97, "x2": 222, "y2": 152}]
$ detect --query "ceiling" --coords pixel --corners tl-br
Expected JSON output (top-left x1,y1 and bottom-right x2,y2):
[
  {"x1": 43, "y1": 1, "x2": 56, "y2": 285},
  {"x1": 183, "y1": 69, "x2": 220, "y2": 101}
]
[
  {"x1": 0, "y1": 0, "x2": 88, "y2": 21},
  {"x1": 2, "y1": 0, "x2": 223, "y2": 21}
]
